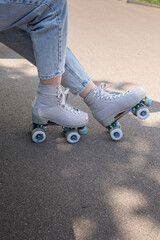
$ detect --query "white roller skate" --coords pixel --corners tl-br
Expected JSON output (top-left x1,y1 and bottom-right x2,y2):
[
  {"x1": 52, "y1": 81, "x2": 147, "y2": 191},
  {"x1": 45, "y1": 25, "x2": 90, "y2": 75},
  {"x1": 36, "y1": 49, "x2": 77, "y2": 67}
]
[
  {"x1": 30, "y1": 84, "x2": 88, "y2": 143},
  {"x1": 84, "y1": 83, "x2": 152, "y2": 141}
]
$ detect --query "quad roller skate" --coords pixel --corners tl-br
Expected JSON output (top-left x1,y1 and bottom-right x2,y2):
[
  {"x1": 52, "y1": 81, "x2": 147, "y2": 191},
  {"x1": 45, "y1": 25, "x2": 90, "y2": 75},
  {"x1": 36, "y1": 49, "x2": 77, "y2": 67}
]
[
  {"x1": 30, "y1": 84, "x2": 88, "y2": 144},
  {"x1": 84, "y1": 83, "x2": 152, "y2": 141},
  {"x1": 105, "y1": 96, "x2": 152, "y2": 141}
]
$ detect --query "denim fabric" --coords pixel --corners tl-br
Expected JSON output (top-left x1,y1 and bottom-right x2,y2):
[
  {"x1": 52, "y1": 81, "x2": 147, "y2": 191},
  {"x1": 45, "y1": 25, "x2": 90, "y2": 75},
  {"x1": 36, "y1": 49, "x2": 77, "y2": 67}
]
[
  {"x1": 0, "y1": 0, "x2": 68, "y2": 79},
  {"x1": 0, "y1": 0, "x2": 91, "y2": 94}
]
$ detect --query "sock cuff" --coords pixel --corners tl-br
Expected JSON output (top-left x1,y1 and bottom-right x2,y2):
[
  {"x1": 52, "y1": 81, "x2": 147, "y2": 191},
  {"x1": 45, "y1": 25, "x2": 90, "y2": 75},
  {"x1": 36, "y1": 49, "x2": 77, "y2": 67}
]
[{"x1": 38, "y1": 83, "x2": 60, "y2": 95}]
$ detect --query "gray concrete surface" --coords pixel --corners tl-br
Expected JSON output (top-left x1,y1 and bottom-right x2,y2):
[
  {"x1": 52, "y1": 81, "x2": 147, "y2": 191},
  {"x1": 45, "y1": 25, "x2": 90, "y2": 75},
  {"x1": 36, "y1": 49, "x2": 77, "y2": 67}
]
[{"x1": 0, "y1": 0, "x2": 160, "y2": 239}]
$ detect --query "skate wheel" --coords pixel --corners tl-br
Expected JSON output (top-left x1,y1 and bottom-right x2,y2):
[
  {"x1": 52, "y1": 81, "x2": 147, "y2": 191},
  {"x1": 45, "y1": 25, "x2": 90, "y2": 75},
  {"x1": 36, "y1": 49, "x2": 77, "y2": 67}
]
[
  {"x1": 110, "y1": 128, "x2": 123, "y2": 141},
  {"x1": 115, "y1": 121, "x2": 121, "y2": 128},
  {"x1": 144, "y1": 97, "x2": 152, "y2": 107},
  {"x1": 66, "y1": 130, "x2": 80, "y2": 144},
  {"x1": 32, "y1": 128, "x2": 46, "y2": 143},
  {"x1": 78, "y1": 126, "x2": 88, "y2": 136},
  {"x1": 136, "y1": 106, "x2": 150, "y2": 120},
  {"x1": 132, "y1": 107, "x2": 137, "y2": 116}
]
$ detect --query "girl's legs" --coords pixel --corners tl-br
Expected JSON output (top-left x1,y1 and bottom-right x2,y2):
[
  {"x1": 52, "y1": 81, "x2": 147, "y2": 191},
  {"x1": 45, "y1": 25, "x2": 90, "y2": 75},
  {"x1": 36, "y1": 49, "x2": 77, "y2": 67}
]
[
  {"x1": 0, "y1": 1, "x2": 88, "y2": 128},
  {"x1": 0, "y1": 26, "x2": 91, "y2": 95},
  {"x1": 0, "y1": 25, "x2": 146, "y2": 129},
  {"x1": 0, "y1": 0, "x2": 68, "y2": 79}
]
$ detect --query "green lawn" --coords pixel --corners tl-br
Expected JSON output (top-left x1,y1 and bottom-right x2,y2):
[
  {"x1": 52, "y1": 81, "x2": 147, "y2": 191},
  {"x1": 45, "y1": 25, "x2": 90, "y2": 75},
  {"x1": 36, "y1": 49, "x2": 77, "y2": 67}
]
[{"x1": 138, "y1": 0, "x2": 160, "y2": 5}]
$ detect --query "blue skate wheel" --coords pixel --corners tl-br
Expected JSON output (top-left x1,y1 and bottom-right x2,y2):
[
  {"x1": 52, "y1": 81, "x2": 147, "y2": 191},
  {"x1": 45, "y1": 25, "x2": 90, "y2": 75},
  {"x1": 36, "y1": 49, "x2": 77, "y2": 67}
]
[
  {"x1": 78, "y1": 126, "x2": 88, "y2": 136},
  {"x1": 136, "y1": 106, "x2": 150, "y2": 120},
  {"x1": 32, "y1": 128, "x2": 46, "y2": 143},
  {"x1": 144, "y1": 97, "x2": 152, "y2": 107},
  {"x1": 66, "y1": 130, "x2": 80, "y2": 144},
  {"x1": 110, "y1": 128, "x2": 123, "y2": 141},
  {"x1": 132, "y1": 107, "x2": 137, "y2": 116}
]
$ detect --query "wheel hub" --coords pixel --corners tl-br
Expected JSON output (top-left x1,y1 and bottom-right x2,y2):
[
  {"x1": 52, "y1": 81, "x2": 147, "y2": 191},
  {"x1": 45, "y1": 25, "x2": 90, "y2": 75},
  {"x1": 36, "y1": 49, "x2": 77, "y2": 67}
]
[
  {"x1": 114, "y1": 132, "x2": 120, "y2": 138},
  {"x1": 36, "y1": 134, "x2": 43, "y2": 140},
  {"x1": 141, "y1": 110, "x2": 146, "y2": 116}
]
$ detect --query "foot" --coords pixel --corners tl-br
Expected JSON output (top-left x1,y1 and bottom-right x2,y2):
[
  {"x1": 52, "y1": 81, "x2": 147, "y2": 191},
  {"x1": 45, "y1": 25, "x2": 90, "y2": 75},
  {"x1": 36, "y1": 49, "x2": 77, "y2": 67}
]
[
  {"x1": 84, "y1": 83, "x2": 146, "y2": 126},
  {"x1": 32, "y1": 84, "x2": 88, "y2": 128}
]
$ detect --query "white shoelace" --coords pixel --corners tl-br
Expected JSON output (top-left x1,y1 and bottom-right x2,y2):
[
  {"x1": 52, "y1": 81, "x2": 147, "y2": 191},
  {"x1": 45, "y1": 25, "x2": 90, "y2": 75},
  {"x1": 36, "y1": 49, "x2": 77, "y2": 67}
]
[
  {"x1": 38, "y1": 86, "x2": 81, "y2": 114},
  {"x1": 56, "y1": 86, "x2": 81, "y2": 114},
  {"x1": 93, "y1": 83, "x2": 131, "y2": 100}
]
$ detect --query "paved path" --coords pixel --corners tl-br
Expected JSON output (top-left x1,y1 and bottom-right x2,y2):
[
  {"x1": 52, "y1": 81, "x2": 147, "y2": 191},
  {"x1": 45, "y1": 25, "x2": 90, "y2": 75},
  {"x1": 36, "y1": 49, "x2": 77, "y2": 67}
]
[{"x1": 0, "y1": 0, "x2": 160, "y2": 239}]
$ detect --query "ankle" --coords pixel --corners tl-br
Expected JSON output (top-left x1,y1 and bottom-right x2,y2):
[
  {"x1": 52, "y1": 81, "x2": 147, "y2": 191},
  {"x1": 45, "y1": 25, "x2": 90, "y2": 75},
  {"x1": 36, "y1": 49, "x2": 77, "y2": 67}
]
[
  {"x1": 79, "y1": 81, "x2": 96, "y2": 99},
  {"x1": 40, "y1": 75, "x2": 62, "y2": 85}
]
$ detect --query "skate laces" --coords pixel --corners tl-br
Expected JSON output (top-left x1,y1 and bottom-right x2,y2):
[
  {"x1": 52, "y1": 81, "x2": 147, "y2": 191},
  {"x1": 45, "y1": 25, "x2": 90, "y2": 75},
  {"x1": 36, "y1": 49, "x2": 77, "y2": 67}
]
[
  {"x1": 57, "y1": 86, "x2": 81, "y2": 114},
  {"x1": 93, "y1": 83, "x2": 130, "y2": 100},
  {"x1": 38, "y1": 85, "x2": 81, "y2": 114}
]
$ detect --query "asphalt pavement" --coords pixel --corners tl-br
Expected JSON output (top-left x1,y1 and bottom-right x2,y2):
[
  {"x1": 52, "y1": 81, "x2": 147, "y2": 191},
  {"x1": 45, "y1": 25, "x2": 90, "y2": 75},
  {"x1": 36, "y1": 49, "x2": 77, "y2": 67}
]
[{"x1": 0, "y1": 0, "x2": 160, "y2": 239}]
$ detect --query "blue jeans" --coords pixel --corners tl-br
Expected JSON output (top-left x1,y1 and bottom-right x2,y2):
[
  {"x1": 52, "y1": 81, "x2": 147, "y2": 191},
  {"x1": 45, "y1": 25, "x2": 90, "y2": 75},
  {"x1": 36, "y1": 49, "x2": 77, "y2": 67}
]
[{"x1": 0, "y1": 0, "x2": 90, "y2": 95}]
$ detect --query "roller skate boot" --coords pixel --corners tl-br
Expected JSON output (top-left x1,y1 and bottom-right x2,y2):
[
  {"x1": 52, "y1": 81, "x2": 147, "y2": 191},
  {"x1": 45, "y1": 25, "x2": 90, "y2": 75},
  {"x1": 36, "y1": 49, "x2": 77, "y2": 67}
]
[
  {"x1": 84, "y1": 83, "x2": 152, "y2": 141},
  {"x1": 30, "y1": 84, "x2": 88, "y2": 143}
]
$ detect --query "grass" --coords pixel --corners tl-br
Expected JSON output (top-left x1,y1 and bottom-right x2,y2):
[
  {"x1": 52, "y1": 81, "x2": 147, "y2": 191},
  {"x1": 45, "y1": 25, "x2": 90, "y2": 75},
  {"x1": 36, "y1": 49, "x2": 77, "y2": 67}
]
[{"x1": 138, "y1": 0, "x2": 160, "y2": 5}]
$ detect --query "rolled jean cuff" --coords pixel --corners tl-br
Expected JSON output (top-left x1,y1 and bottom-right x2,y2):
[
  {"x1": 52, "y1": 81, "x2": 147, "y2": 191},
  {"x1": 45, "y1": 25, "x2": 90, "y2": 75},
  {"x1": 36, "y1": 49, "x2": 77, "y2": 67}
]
[
  {"x1": 61, "y1": 47, "x2": 91, "y2": 95},
  {"x1": 74, "y1": 77, "x2": 91, "y2": 95},
  {"x1": 38, "y1": 69, "x2": 65, "y2": 80}
]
